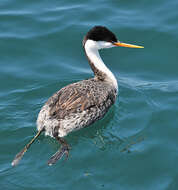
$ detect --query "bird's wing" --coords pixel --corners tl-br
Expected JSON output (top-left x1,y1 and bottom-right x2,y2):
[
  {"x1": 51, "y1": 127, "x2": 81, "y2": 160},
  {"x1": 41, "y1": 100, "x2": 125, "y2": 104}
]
[{"x1": 47, "y1": 80, "x2": 108, "y2": 120}]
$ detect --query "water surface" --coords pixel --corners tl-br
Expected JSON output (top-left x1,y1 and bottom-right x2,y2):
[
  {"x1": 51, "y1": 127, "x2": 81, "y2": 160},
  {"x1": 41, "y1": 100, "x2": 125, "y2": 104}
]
[{"x1": 1, "y1": 0, "x2": 178, "y2": 189}]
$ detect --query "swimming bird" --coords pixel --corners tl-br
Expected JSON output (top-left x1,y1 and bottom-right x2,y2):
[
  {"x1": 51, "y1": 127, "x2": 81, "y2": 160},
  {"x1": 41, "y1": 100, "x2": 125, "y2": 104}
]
[{"x1": 12, "y1": 26, "x2": 143, "y2": 166}]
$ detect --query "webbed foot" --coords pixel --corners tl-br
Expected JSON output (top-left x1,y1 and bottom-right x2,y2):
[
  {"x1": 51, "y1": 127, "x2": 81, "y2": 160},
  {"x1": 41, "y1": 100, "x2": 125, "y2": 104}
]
[{"x1": 48, "y1": 137, "x2": 70, "y2": 166}]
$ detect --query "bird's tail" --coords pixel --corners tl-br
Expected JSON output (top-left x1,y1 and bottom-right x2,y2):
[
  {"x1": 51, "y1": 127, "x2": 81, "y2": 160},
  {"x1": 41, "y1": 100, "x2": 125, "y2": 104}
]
[{"x1": 11, "y1": 127, "x2": 44, "y2": 167}]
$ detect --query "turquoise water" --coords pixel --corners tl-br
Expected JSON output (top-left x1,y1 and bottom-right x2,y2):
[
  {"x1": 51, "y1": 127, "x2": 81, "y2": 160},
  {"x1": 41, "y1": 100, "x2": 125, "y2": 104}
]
[{"x1": 1, "y1": 0, "x2": 178, "y2": 189}]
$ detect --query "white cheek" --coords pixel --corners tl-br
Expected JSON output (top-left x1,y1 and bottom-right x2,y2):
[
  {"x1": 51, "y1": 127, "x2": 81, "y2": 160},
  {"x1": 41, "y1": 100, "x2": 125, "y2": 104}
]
[
  {"x1": 97, "y1": 41, "x2": 114, "y2": 49},
  {"x1": 84, "y1": 40, "x2": 115, "y2": 50}
]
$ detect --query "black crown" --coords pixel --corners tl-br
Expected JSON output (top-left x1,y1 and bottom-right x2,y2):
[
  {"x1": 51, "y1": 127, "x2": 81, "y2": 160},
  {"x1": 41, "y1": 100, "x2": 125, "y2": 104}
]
[{"x1": 85, "y1": 26, "x2": 117, "y2": 43}]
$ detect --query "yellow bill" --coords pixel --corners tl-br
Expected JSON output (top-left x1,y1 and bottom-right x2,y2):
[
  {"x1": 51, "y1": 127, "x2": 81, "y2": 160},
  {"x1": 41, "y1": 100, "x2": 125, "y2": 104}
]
[{"x1": 113, "y1": 42, "x2": 144, "y2": 48}]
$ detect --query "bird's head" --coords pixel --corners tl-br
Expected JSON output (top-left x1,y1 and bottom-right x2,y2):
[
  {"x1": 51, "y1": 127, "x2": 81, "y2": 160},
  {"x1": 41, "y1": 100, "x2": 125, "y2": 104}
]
[{"x1": 83, "y1": 26, "x2": 144, "y2": 50}]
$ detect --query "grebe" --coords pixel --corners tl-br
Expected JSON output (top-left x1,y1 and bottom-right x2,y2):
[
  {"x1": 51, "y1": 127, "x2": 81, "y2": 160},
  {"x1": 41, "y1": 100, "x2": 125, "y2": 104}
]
[{"x1": 12, "y1": 26, "x2": 143, "y2": 166}]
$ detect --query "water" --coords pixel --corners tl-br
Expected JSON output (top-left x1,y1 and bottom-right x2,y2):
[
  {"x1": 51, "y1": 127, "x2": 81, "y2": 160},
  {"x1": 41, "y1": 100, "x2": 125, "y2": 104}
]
[{"x1": 1, "y1": 0, "x2": 178, "y2": 189}]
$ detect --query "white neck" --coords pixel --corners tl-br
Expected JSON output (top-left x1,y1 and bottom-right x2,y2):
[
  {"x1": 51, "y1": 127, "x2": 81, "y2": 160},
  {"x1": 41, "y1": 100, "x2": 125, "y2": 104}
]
[{"x1": 84, "y1": 40, "x2": 118, "y2": 92}]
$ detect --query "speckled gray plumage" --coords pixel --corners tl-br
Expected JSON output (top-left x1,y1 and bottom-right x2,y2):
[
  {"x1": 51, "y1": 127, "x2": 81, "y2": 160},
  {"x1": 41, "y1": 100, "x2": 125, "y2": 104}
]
[{"x1": 37, "y1": 78, "x2": 117, "y2": 137}]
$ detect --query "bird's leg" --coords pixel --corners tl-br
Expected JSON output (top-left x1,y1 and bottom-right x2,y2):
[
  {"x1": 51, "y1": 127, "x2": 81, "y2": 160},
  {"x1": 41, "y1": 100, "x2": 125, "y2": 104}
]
[
  {"x1": 48, "y1": 137, "x2": 71, "y2": 166},
  {"x1": 12, "y1": 127, "x2": 45, "y2": 167}
]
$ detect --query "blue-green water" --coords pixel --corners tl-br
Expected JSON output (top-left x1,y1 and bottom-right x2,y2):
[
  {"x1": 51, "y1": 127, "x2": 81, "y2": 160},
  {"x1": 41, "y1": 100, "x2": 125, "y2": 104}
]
[{"x1": 1, "y1": 0, "x2": 178, "y2": 189}]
